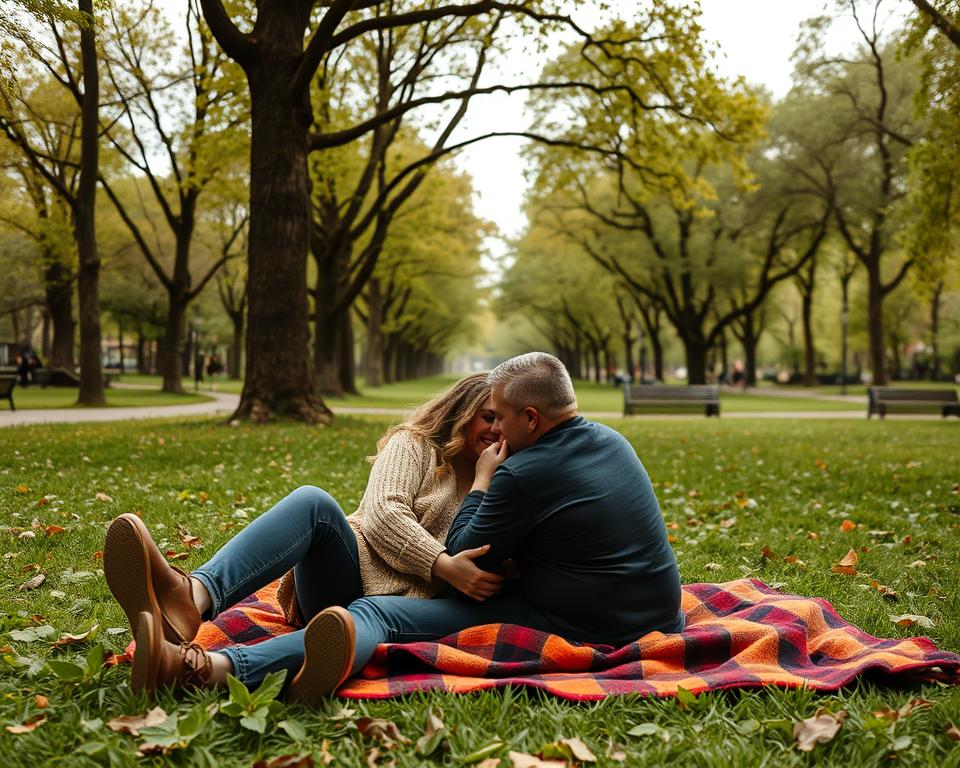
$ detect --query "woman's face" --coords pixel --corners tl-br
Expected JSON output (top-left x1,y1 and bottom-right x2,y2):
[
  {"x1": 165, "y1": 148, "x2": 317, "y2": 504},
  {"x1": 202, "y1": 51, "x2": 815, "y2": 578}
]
[{"x1": 462, "y1": 395, "x2": 497, "y2": 462}]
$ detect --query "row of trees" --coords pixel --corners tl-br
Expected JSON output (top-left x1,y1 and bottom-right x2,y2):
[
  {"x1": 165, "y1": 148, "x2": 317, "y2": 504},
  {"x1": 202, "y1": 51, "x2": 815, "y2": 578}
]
[{"x1": 496, "y1": 0, "x2": 960, "y2": 386}]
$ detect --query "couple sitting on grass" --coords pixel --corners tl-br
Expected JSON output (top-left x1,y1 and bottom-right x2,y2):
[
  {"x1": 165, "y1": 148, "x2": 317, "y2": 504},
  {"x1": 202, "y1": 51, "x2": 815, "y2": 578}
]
[{"x1": 104, "y1": 352, "x2": 683, "y2": 702}]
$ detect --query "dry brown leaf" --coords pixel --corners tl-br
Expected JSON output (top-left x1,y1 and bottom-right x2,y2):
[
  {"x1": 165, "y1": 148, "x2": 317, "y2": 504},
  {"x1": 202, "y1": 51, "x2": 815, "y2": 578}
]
[
  {"x1": 476, "y1": 760, "x2": 502, "y2": 768},
  {"x1": 6, "y1": 714, "x2": 46, "y2": 734},
  {"x1": 703, "y1": 562, "x2": 722, "y2": 572},
  {"x1": 34, "y1": 695, "x2": 48, "y2": 709},
  {"x1": 508, "y1": 752, "x2": 566, "y2": 768},
  {"x1": 357, "y1": 717, "x2": 409, "y2": 747},
  {"x1": 558, "y1": 737, "x2": 597, "y2": 762},
  {"x1": 890, "y1": 613, "x2": 935, "y2": 629},
  {"x1": 18, "y1": 573, "x2": 46, "y2": 591},
  {"x1": 415, "y1": 710, "x2": 446, "y2": 755},
  {"x1": 831, "y1": 549, "x2": 858, "y2": 576},
  {"x1": 909, "y1": 560, "x2": 926, "y2": 568},
  {"x1": 16, "y1": 484, "x2": 30, "y2": 495},
  {"x1": 177, "y1": 525, "x2": 203, "y2": 549},
  {"x1": 869, "y1": 580, "x2": 898, "y2": 600},
  {"x1": 252, "y1": 755, "x2": 314, "y2": 768},
  {"x1": 318, "y1": 739, "x2": 335, "y2": 766},
  {"x1": 44, "y1": 525, "x2": 66, "y2": 536},
  {"x1": 106, "y1": 706, "x2": 168, "y2": 736},
  {"x1": 760, "y1": 546, "x2": 777, "y2": 560},
  {"x1": 946, "y1": 722, "x2": 960, "y2": 741},
  {"x1": 815, "y1": 459, "x2": 828, "y2": 471},
  {"x1": 53, "y1": 624, "x2": 98, "y2": 649},
  {"x1": 165, "y1": 550, "x2": 189, "y2": 562},
  {"x1": 872, "y1": 699, "x2": 932, "y2": 721},
  {"x1": 840, "y1": 520, "x2": 856, "y2": 532},
  {"x1": 792, "y1": 710, "x2": 846, "y2": 752},
  {"x1": 719, "y1": 517, "x2": 737, "y2": 528},
  {"x1": 365, "y1": 747, "x2": 395, "y2": 768}
]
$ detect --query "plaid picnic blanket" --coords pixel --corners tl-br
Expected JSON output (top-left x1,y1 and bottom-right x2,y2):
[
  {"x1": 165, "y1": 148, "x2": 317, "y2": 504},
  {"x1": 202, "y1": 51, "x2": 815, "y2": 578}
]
[{"x1": 186, "y1": 578, "x2": 960, "y2": 701}]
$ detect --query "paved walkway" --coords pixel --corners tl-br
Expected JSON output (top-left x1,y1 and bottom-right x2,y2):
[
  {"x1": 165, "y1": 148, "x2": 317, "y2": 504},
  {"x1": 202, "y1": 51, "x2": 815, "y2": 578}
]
[{"x1": 1, "y1": 384, "x2": 948, "y2": 428}]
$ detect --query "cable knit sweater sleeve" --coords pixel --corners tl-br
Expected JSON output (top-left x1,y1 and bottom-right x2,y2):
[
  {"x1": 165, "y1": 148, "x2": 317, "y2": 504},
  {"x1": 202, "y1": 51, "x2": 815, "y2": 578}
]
[{"x1": 357, "y1": 430, "x2": 446, "y2": 582}]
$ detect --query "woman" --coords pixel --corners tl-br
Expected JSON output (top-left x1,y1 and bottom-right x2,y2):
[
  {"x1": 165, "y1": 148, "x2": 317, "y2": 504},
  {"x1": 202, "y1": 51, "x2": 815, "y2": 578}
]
[{"x1": 103, "y1": 372, "x2": 502, "y2": 693}]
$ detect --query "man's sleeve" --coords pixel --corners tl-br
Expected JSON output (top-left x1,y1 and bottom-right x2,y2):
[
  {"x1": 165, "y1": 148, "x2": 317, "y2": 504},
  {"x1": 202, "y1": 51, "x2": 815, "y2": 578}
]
[{"x1": 444, "y1": 465, "x2": 535, "y2": 572}]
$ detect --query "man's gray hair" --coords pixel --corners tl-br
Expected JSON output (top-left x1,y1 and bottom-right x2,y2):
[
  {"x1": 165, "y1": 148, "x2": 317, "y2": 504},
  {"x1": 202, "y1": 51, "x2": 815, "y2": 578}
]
[{"x1": 488, "y1": 352, "x2": 577, "y2": 415}]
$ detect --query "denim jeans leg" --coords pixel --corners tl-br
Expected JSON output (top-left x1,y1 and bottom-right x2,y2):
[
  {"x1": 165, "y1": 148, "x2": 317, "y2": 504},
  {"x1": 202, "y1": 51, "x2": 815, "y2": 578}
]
[
  {"x1": 191, "y1": 485, "x2": 361, "y2": 619},
  {"x1": 346, "y1": 592, "x2": 555, "y2": 674},
  {"x1": 220, "y1": 629, "x2": 307, "y2": 688}
]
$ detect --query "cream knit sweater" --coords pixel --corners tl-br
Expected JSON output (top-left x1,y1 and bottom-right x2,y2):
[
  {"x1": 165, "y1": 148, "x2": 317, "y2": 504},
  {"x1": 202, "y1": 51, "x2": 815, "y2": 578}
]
[{"x1": 277, "y1": 429, "x2": 465, "y2": 624}]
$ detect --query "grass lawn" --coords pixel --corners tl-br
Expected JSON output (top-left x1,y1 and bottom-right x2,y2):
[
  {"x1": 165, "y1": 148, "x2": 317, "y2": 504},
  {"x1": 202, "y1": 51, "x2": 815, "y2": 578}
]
[
  {"x1": 9, "y1": 387, "x2": 213, "y2": 410},
  {"x1": 1, "y1": 416, "x2": 958, "y2": 766}
]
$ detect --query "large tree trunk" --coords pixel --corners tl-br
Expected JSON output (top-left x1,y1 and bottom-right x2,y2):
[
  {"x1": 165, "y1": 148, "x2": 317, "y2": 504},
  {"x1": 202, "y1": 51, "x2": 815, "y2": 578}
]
[
  {"x1": 338, "y1": 313, "x2": 358, "y2": 394},
  {"x1": 75, "y1": 0, "x2": 104, "y2": 405},
  {"x1": 315, "y1": 308, "x2": 343, "y2": 396},
  {"x1": 741, "y1": 316, "x2": 760, "y2": 388},
  {"x1": 136, "y1": 328, "x2": 146, "y2": 374},
  {"x1": 930, "y1": 281, "x2": 943, "y2": 380},
  {"x1": 236, "y1": 22, "x2": 329, "y2": 422},
  {"x1": 364, "y1": 279, "x2": 384, "y2": 387},
  {"x1": 681, "y1": 335, "x2": 709, "y2": 385},
  {"x1": 801, "y1": 290, "x2": 816, "y2": 387},
  {"x1": 229, "y1": 311, "x2": 244, "y2": 379},
  {"x1": 45, "y1": 257, "x2": 74, "y2": 369},
  {"x1": 160, "y1": 296, "x2": 187, "y2": 393},
  {"x1": 865, "y1": 262, "x2": 888, "y2": 386}
]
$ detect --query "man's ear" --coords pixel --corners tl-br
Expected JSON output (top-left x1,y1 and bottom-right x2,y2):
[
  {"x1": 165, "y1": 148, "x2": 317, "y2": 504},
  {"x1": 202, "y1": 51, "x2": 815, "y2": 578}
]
[{"x1": 523, "y1": 406, "x2": 539, "y2": 433}]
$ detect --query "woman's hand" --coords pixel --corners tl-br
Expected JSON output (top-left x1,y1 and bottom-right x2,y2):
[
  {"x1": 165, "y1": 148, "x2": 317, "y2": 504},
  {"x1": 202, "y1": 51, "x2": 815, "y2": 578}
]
[
  {"x1": 471, "y1": 439, "x2": 509, "y2": 493},
  {"x1": 432, "y1": 545, "x2": 504, "y2": 601}
]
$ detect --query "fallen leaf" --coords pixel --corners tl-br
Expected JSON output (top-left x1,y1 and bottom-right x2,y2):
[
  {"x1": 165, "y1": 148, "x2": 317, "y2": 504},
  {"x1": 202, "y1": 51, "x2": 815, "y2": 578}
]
[
  {"x1": 840, "y1": 520, "x2": 856, "y2": 532},
  {"x1": 901, "y1": 535, "x2": 912, "y2": 545},
  {"x1": 92, "y1": 551, "x2": 103, "y2": 560},
  {"x1": 792, "y1": 710, "x2": 846, "y2": 752},
  {"x1": 44, "y1": 525, "x2": 66, "y2": 537},
  {"x1": 946, "y1": 722, "x2": 960, "y2": 741},
  {"x1": 869, "y1": 580, "x2": 898, "y2": 600},
  {"x1": 177, "y1": 525, "x2": 203, "y2": 549},
  {"x1": 106, "y1": 706, "x2": 168, "y2": 736},
  {"x1": 719, "y1": 517, "x2": 737, "y2": 528},
  {"x1": 508, "y1": 752, "x2": 565, "y2": 768},
  {"x1": 318, "y1": 739, "x2": 335, "y2": 766},
  {"x1": 477, "y1": 760, "x2": 502, "y2": 768},
  {"x1": 252, "y1": 756, "x2": 314, "y2": 768},
  {"x1": 703, "y1": 562, "x2": 722, "y2": 571},
  {"x1": 165, "y1": 550, "x2": 189, "y2": 562},
  {"x1": 815, "y1": 459, "x2": 828, "y2": 471},
  {"x1": 6, "y1": 714, "x2": 47, "y2": 734},
  {"x1": 18, "y1": 530, "x2": 36, "y2": 540},
  {"x1": 34, "y1": 695, "x2": 48, "y2": 709},
  {"x1": 831, "y1": 549, "x2": 858, "y2": 576},
  {"x1": 909, "y1": 560, "x2": 926, "y2": 568},
  {"x1": 16, "y1": 484, "x2": 30, "y2": 494},
  {"x1": 18, "y1": 573, "x2": 46, "y2": 591},
  {"x1": 761, "y1": 546, "x2": 777, "y2": 560},
  {"x1": 872, "y1": 699, "x2": 932, "y2": 721},
  {"x1": 415, "y1": 710, "x2": 447, "y2": 756},
  {"x1": 94, "y1": 492, "x2": 113, "y2": 502},
  {"x1": 557, "y1": 737, "x2": 596, "y2": 763},
  {"x1": 365, "y1": 747, "x2": 394, "y2": 768},
  {"x1": 53, "y1": 624, "x2": 99, "y2": 649},
  {"x1": 357, "y1": 717, "x2": 409, "y2": 747},
  {"x1": 889, "y1": 614, "x2": 935, "y2": 629}
]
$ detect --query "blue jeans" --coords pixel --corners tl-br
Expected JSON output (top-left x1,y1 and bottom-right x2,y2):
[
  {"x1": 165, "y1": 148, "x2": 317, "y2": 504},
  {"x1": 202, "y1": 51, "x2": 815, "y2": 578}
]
[{"x1": 191, "y1": 485, "x2": 363, "y2": 686}]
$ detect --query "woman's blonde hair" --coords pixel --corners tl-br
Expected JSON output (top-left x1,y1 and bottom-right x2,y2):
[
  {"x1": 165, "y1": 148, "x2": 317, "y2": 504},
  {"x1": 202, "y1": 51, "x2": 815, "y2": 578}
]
[{"x1": 374, "y1": 372, "x2": 491, "y2": 474}]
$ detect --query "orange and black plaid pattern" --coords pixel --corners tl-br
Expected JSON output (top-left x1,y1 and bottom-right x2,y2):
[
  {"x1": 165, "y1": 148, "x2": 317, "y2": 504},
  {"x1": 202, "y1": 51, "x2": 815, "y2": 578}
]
[{"x1": 187, "y1": 579, "x2": 959, "y2": 701}]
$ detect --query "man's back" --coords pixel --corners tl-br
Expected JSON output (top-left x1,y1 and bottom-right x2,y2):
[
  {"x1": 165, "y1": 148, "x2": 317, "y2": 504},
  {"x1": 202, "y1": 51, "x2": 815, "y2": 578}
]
[{"x1": 446, "y1": 416, "x2": 682, "y2": 646}]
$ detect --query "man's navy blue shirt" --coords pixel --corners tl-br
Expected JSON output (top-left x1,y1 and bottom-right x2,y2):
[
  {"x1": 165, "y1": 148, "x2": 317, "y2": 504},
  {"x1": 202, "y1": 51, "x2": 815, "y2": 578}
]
[{"x1": 445, "y1": 415, "x2": 682, "y2": 646}]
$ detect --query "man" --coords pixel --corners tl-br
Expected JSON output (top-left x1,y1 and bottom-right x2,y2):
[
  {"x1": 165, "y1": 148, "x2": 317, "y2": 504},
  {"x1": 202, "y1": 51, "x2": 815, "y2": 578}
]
[
  {"x1": 282, "y1": 351, "x2": 683, "y2": 701},
  {"x1": 129, "y1": 352, "x2": 683, "y2": 699}
]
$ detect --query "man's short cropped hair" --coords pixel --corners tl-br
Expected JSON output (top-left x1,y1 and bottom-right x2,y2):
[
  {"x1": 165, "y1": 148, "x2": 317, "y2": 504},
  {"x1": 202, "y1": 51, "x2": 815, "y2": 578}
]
[{"x1": 488, "y1": 352, "x2": 577, "y2": 416}]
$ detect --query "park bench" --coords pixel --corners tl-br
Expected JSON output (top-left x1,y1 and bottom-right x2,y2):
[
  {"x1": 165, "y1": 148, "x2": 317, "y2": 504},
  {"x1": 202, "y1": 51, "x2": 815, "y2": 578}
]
[
  {"x1": 0, "y1": 375, "x2": 15, "y2": 411},
  {"x1": 867, "y1": 387, "x2": 960, "y2": 419},
  {"x1": 623, "y1": 384, "x2": 720, "y2": 417}
]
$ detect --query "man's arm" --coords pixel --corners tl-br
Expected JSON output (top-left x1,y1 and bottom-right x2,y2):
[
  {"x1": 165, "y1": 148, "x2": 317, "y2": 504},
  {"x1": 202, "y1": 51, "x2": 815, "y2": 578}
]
[{"x1": 445, "y1": 465, "x2": 536, "y2": 573}]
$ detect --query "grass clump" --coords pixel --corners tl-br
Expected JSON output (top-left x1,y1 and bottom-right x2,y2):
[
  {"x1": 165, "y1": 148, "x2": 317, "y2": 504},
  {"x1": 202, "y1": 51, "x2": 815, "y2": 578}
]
[{"x1": 0, "y1": 415, "x2": 958, "y2": 766}]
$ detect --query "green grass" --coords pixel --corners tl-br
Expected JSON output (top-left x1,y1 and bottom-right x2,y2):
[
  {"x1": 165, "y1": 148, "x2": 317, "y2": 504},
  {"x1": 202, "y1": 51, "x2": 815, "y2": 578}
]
[
  {"x1": 9, "y1": 387, "x2": 213, "y2": 409},
  {"x1": 1, "y1": 416, "x2": 958, "y2": 766}
]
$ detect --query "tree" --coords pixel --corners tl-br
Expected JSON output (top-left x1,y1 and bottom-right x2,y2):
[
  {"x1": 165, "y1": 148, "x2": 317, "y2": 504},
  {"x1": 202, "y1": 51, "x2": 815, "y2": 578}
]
[
  {"x1": 99, "y1": 0, "x2": 247, "y2": 393},
  {"x1": 793, "y1": 2, "x2": 922, "y2": 385},
  {"x1": 0, "y1": 0, "x2": 104, "y2": 403}
]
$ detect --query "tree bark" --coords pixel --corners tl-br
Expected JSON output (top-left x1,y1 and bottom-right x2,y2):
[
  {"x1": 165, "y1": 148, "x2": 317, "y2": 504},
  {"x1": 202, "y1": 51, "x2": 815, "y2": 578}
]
[
  {"x1": 75, "y1": 0, "x2": 104, "y2": 405},
  {"x1": 865, "y1": 262, "x2": 887, "y2": 385},
  {"x1": 930, "y1": 280, "x2": 943, "y2": 380},
  {"x1": 364, "y1": 278, "x2": 384, "y2": 387},
  {"x1": 234, "y1": 10, "x2": 330, "y2": 422},
  {"x1": 160, "y1": 299, "x2": 188, "y2": 393},
  {"x1": 44, "y1": 258, "x2": 75, "y2": 369},
  {"x1": 681, "y1": 336, "x2": 709, "y2": 385},
  {"x1": 801, "y1": 289, "x2": 816, "y2": 387},
  {"x1": 338, "y1": 313, "x2": 358, "y2": 394},
  {"x1": 230, "y1": 312, "x2": 244, "y2": 380}
]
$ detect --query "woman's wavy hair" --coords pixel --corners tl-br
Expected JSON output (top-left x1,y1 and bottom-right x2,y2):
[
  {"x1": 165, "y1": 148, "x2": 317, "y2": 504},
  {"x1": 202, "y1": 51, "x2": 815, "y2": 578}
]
[{"x1": 374, "y1": 372, "x2": 491, "y2": 475}]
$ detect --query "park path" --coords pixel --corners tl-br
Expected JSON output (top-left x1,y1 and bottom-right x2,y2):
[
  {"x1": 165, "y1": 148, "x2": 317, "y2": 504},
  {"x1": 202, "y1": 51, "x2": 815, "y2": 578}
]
[{"x1": 1, "y1": 384, "x2": 948, "y2": 428}]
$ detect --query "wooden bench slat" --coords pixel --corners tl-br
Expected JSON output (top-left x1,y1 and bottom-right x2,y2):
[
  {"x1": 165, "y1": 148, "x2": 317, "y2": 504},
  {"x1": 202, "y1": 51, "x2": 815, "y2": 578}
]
[
  {"x1": 624, "y1": 385, "x2": 720, "y2": 417},
  {"x1": 867, "y1": 387, "x2": 960, "y2": 418}
]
